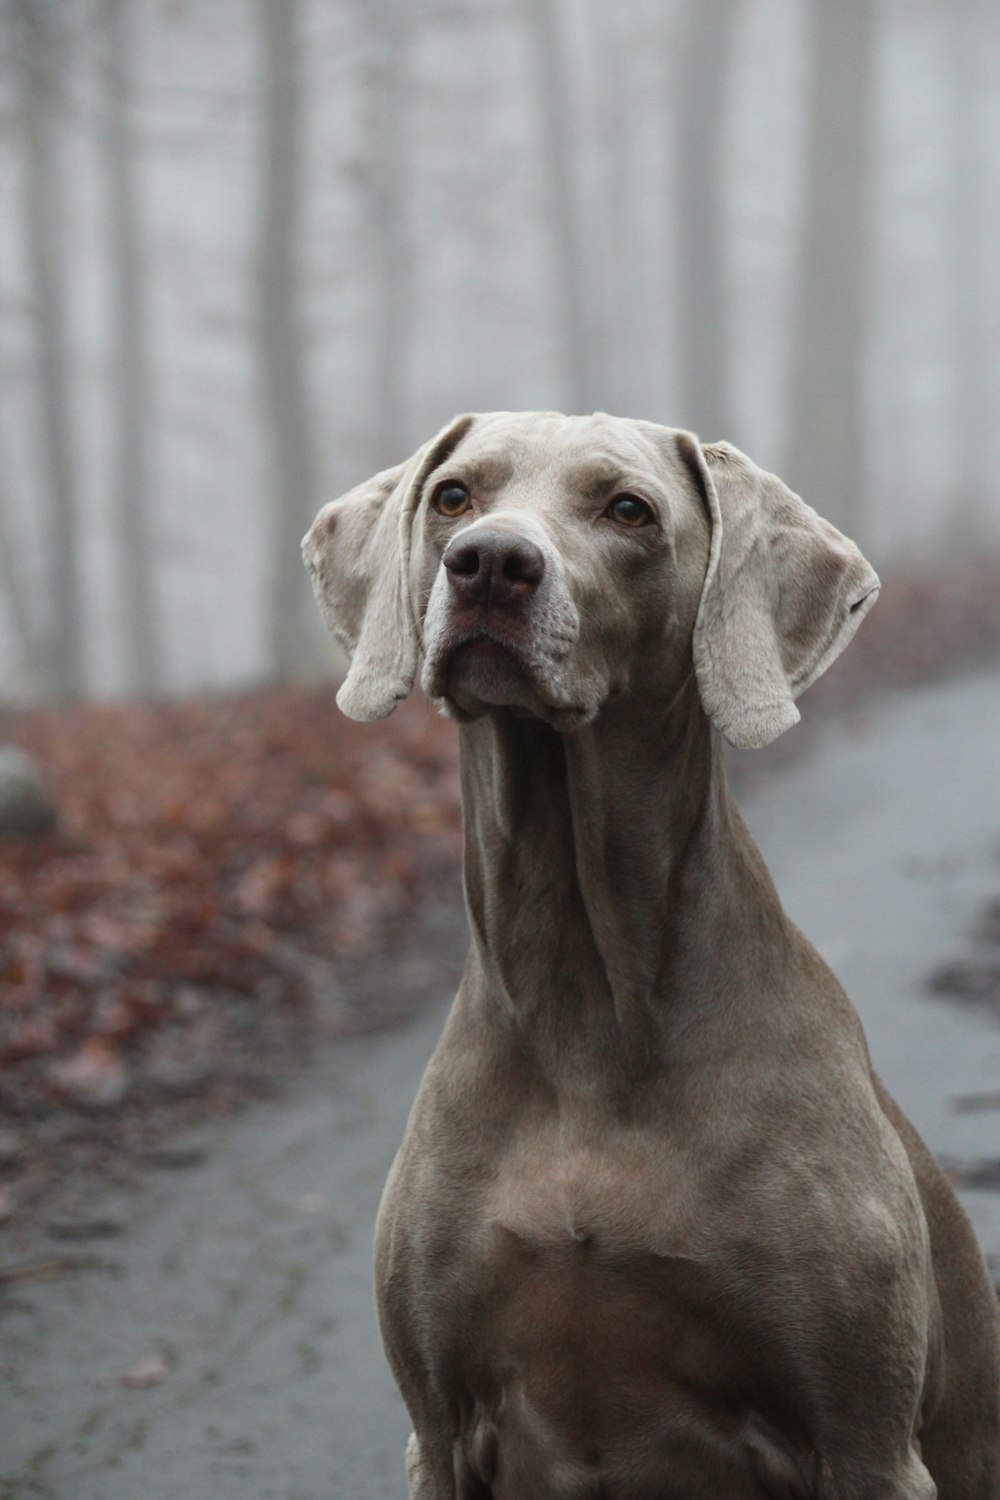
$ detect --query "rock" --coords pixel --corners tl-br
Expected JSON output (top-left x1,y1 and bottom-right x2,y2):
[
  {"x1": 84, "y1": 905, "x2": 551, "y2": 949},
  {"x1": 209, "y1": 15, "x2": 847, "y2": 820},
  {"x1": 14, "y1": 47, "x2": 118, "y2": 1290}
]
[
  {"x1": 973, "y1": 898, "x2": 1000, "y2": 947},
  {"x1": 46, "y1": 1217, "x2": 124, "y2": 1242},
  {"x1": 0, "y1": 1128, "x2": 24, "y2": 1167},
  {"x1": 139, "y1": 1142, "x2": 208, "y2": 1171},
  {"x1": 948, "y1": 1158, "x2": 1000, "y2": 1191},
  {"x1": 142, "y1": 1025, "x2": 219, "y2": 1098},
  {"x1": 48, "y1": 1038, "x2": 130, "y2": 1110},
  {"x1": 927, "y1": 960, "x2": 1000, "y2": 1002},
  {"x1": 112, "y1": 1351, "x2": 169, "y2": 1389},
  {"x1": 0, "y1": 746, "x2": 57, "y2": 837},
  {"x1": 950, "y1": 1090, "x2": 1000, "y2": 1115}
]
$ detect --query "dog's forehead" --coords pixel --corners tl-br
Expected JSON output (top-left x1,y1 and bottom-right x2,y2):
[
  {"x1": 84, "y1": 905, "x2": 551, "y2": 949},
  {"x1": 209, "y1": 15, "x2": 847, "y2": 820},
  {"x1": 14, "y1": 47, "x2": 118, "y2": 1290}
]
[{"x1": 450, "y1": 411, "x2": 676, "y2": 490}]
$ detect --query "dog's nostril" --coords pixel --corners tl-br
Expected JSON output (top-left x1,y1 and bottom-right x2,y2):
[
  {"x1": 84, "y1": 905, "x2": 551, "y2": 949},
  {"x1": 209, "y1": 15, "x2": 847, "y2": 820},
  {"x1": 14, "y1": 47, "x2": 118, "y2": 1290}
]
[
  {"x1": 443, "y1": 530, "x2": 545, "y2": 602},
  {"x1": 502, "y1": 543, "x2": 545, "y2": 586},
  {"x1": 445, "y1": 543, "x2": 481, "y2": 577}
]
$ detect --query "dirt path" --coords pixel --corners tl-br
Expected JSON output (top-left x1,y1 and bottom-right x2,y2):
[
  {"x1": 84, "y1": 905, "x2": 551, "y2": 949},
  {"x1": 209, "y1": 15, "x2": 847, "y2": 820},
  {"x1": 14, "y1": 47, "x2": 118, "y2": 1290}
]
[
  {"x1": 2, "y1": 667, "x2": 999, "y2": 1500},
  {"x1": 1, "y1": 1002, "x2": 445, "y2": 1500}
]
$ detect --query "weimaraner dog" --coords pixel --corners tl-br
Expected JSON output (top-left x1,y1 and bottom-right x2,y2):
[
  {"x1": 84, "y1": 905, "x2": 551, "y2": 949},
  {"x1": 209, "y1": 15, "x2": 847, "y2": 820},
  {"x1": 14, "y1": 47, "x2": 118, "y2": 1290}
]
[{"x1": 303, "y1": 412, "x2": 1000, "y2": 1500}]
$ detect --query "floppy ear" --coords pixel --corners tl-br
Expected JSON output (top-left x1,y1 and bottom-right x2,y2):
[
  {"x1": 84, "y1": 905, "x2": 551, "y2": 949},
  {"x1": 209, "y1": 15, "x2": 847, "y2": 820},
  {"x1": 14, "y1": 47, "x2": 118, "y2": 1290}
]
[
  {"x1": 302, "y1": 415, "x2": 475, "y2": 721},
  {"x1": 677, "y1": 435, "x2": 880, "y2": 750}
]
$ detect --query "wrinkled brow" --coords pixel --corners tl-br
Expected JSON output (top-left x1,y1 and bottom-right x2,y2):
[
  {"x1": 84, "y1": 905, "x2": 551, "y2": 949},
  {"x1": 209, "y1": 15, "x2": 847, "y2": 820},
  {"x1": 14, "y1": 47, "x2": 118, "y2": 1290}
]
[
  {"x1": 437, "y1": 452, "x2": 515, "y2": 494},
  {"x1": 564, "y1": 456, "x2": 651, "y2": 501}
]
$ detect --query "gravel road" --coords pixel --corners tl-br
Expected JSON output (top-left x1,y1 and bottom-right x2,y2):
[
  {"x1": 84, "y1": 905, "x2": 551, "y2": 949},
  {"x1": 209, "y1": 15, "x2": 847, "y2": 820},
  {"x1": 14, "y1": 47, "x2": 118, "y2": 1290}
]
[{"x1": 2, "y1": 667, "x2": 999, "y2": 1500}]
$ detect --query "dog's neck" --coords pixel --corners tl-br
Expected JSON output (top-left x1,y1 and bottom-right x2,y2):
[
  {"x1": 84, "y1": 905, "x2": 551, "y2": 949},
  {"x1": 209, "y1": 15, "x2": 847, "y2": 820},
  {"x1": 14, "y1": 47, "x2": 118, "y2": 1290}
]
[{"x1": 457, "y1": 676, "x2": 788, "y2": 1081}]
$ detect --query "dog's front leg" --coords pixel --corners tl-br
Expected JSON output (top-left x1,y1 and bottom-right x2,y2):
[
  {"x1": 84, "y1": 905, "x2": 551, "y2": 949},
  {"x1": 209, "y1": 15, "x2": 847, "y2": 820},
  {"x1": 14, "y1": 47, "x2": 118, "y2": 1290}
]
[
  {"x1": 405, "y1": 1431, "x2": 453, "y2": 1500},
  {"x1": 815, "y1": 1449, "x2": 937, "y2": 1500}
]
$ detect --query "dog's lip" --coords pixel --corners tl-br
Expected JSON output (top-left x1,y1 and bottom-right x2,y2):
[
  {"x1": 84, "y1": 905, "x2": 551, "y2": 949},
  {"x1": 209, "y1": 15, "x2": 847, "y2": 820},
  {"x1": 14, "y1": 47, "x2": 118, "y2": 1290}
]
[
  {"x1": 437, "y1": 625, "x2": 529, "y2": 674},
  {"x1": 450, "y1": 635, "x2": 518, "y2": 665},
  {"x1": 436, "y1": 630, "x2": 536, "y2": 697},
  {"x1": 430, "y1": 624, "x2": 531, "y2": 691},
  {"x1": 431, "y1": 630, "x2": 594, "y2": 728}
]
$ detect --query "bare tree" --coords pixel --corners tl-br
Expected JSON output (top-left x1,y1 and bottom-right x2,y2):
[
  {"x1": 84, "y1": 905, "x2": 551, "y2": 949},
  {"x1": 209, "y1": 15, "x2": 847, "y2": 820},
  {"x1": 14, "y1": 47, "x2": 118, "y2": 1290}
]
[
  {"x1": 0, "y1": 289, "x2": 40, "y2": 680},
  {"x1": 948, "y1": 0, "x2": 993, "y2": 545},
  {"x1": 0, "y1": 461, "x2": 40, "y2": 686},
  {"x1": 582, "y1": 0, "x2": 634, "y2": 413},
  {"x1": 103, "y1": 0, "x2": 161, "y2": 693},
  {"x1": 786, "y1": 0, "x2": 878, "y2": 537},
  {"x1": 672, "y1": 0, "x2": 736, "y2": 442},
  {"x1": 366, "y1": 0, "x2": 412, "y2": 463},
  {"x1": 12, "y1": 0, "x2": 85, "y2": 697},
  {"x1": 524, "y1": 0, "x2": 592, "y2": 412},
  {"x1": 255, "y1": 0, "x2": 317, "y2": 680}
]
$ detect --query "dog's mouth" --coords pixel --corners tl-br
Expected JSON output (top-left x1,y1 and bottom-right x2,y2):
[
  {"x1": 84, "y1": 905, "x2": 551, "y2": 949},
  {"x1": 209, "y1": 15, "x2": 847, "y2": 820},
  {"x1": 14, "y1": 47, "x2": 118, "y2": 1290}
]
[
  {"x1": 424, "y1": 630, "x2": 595, "y2": 732},
  {"x1": 437, "y1": 633, "x2": 541, "y2": 715}
]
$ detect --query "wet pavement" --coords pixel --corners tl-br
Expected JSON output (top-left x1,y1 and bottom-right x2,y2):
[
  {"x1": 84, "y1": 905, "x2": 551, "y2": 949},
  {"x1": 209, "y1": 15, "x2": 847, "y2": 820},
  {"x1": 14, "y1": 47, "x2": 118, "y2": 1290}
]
[{"x1": 1, "y1": 667, "x2": 999, "y2": 1500}]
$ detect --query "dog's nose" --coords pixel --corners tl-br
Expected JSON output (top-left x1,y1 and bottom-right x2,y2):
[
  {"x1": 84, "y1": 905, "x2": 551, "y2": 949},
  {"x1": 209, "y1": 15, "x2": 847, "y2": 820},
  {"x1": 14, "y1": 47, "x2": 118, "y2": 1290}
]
[{"x1": 443, "y1": 529, "x2": 545, "y2": 608}]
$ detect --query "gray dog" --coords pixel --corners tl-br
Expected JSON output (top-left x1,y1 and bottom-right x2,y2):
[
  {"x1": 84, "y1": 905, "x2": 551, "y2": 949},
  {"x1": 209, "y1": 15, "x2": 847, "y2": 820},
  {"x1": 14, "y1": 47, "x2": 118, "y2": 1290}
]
[{"x1": 303, "y1": 412, "x2": 1000, "y2": 1500}]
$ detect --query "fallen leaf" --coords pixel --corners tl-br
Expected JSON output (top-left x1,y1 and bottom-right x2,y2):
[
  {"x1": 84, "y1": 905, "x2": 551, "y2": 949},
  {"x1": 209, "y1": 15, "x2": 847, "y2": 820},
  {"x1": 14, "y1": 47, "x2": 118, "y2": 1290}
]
[
  {"x1": 113, "y1": 1352, "x2": 169, "y2": 1389},
  {"x1": 48, "y1": 1038, "x2": 130, "y2": 1110}
]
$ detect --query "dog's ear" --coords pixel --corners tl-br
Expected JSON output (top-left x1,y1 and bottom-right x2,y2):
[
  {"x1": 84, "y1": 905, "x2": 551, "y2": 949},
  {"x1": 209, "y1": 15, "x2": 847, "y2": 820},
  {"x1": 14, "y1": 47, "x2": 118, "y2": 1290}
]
[
  {"x1": 302, "y1": 415, "x2": 476, "y2": 721},
  {"x1": 677, "y1": 434, "x2": 880, "y2": 750}
]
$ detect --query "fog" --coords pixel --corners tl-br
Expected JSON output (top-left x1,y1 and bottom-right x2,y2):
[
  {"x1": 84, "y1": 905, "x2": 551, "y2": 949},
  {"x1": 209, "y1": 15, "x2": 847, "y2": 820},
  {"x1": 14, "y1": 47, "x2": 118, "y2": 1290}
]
[{"x1": 1, "y1": 0, "x2": 998, "y2": 699}]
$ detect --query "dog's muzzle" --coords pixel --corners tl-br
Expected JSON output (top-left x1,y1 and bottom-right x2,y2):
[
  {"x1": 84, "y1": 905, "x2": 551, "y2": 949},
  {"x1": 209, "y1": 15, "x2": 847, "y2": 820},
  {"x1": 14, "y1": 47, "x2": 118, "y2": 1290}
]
[
  {"x1": 421, "y1": 519, "x2": 599, "y2": 727},
  {"x1": 442, "y1": 528, "x2": 546, "y2": 613}
]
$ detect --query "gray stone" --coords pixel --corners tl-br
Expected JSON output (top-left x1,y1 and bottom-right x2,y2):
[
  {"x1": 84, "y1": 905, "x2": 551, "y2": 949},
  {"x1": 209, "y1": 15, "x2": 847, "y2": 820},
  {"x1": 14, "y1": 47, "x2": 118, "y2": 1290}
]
[
  {"x1": 0, "y1": 1128, "x2": 24, "y2": 1167},
  {"x1": 0, "y1": 745, "x2": 57, "y2": 837}
]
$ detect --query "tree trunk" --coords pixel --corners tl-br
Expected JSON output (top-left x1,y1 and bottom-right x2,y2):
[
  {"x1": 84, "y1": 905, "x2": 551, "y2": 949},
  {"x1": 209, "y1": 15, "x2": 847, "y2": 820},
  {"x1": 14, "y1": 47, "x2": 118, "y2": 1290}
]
[
  {"x1": 13, "y1": 0, "x2": 85, "y2": 697},
  {"x1": 525, "y1": 0, "x2": 592, "y2": 413},
  {"x1": 948, "y1": 0, "x2": 992, "y2": 546},
  {"x1": 672, "y1": 0, "x2": 735, "y2": 443},
  {"x1": 256, "y1": 0, "x2": 317, "y2": 681},
  {"x1": 786, "y1": 0, "x2": 877, "y2": 538},
  {"x1": 104, "y1": 0, "x2": 161, "y2": 693},
  {"x1": 367, "y1": 0, "x2": 411, "y2": 464},
  {"x1": 587, "y1": 0, "x2": 633, "y2": 414},
  {"x1": 0, "y1": 462, "x2": 39, "y2": 686}
]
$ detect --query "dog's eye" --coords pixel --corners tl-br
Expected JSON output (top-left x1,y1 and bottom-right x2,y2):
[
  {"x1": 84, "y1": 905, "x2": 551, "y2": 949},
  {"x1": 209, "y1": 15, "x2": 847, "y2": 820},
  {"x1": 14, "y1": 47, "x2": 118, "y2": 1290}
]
[
  {"x1": 606, "y1": 494, "x2": 652, "y2": 528},
  {"x1": 432, "y1": 483, "x2": 471, "y2": 518}
]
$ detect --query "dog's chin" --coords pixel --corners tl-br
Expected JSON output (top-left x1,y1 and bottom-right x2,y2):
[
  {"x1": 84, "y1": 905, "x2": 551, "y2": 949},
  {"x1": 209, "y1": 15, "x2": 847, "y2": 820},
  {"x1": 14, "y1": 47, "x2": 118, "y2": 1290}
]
[
  {"x1": 429, "y1": 638, "x2": 595, "y2": 730},
  {"x1": 441, "y1": 638, "x2": 546, "y2": 716}
]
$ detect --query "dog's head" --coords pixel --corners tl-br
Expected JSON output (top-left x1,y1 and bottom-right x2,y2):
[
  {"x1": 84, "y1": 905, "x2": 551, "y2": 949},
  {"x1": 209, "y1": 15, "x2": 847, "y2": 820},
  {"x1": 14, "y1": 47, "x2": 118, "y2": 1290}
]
[{"x1": 302, "y1": 412, "x2": 879, "y2": 749}]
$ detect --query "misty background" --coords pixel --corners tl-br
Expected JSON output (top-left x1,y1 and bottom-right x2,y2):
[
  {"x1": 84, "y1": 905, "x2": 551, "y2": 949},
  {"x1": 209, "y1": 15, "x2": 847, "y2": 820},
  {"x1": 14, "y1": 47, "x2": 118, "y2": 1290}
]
[{"x1": 1, "y1": 0, "x2": 998, "y2": 703}]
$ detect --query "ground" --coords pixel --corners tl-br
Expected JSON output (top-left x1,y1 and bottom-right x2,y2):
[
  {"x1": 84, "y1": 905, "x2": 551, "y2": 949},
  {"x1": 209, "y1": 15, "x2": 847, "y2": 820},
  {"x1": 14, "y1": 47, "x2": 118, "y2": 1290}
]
[
  {"x1": 0, "y1": 687, "x2": 464, "y2": 1213},
  {"x1": 0, "y1": 661, "x2": 999, "y2": 1499}
]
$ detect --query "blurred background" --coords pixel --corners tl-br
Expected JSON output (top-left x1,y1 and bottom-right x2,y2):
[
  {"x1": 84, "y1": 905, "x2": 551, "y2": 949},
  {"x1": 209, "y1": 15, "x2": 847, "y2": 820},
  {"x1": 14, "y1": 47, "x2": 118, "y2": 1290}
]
[
  {"x1": 0, "y1": 0, "x2": 998, "y2": 704},
  {"x1": 2, "y1": 6, "x2": 1000, "y2": 1496}
]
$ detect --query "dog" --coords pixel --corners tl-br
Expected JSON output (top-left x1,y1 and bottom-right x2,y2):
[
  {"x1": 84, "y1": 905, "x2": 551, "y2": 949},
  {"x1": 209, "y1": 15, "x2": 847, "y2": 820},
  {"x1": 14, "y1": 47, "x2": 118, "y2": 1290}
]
[{"x1": 303, "y1": 412, "x2": 1000, "y2": 1499}]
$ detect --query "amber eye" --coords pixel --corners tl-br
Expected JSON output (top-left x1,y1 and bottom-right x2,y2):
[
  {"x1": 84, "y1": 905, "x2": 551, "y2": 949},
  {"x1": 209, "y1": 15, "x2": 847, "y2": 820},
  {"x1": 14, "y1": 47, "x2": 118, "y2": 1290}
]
[
  {"x1": 606, "y1": 493, "x2": 653, "y2": 527},
  {"x1": 432, "y1": 482, "x2": 471, "y2": 518}
]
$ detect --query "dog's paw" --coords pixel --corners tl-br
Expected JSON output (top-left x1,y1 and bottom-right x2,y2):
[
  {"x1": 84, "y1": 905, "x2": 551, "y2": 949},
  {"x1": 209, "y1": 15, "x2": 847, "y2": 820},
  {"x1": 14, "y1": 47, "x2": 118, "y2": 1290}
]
[{"x1": 405, "y1": 1432, "x2": 429, "y2": 1498}]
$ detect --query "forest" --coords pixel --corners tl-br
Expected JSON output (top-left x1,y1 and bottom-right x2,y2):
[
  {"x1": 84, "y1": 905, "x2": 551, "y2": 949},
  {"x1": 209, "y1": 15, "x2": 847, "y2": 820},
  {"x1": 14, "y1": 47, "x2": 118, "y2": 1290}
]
[
  {"x1": 2, "y1": 14, "x2": 1000, "y2": 1490},
  {"x1": 0, "y1": 0, "x2": 997, "y2": 702}
]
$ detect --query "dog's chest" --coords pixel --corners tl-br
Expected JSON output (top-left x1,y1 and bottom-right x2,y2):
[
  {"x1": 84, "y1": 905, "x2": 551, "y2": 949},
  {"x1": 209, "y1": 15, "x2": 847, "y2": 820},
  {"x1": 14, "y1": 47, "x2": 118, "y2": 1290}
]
[
  {"x1": 483, "y1": 1121, "x2": 699, "y2": 1255},
  {"x1": 435, "y1": 1137, "x2": 809, "y2": 1497},
  {"x1": 461, "y1": 1126, "x2": 753, "y2": 1394},
  {"x1": 477, "y1": 1176, "x2": 733, "y2": 1395}
]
